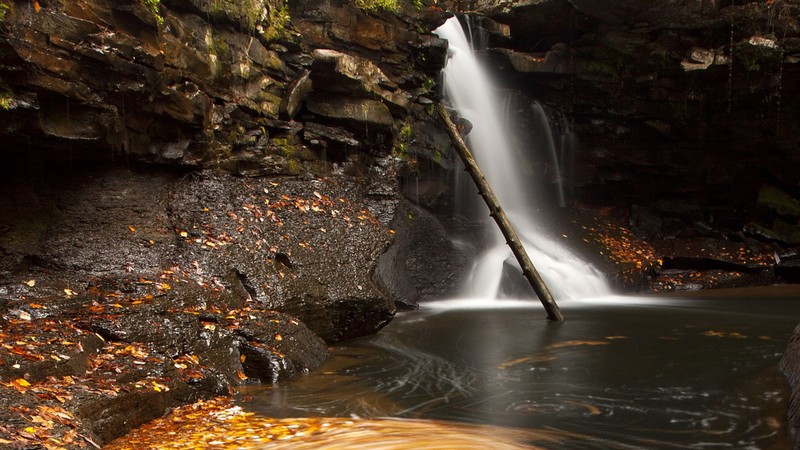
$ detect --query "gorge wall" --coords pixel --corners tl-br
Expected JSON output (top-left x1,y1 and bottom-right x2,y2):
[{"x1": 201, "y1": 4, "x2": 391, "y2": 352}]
[
  {"x1": 428, "y1": 0, "x2": 800, "y2": 292},
  {"x1": 2, "y1": 0, "x2": 800, "y2": 446},
  {"x1": 0, "y1": 0, "x2": 461, "y2": 446}
]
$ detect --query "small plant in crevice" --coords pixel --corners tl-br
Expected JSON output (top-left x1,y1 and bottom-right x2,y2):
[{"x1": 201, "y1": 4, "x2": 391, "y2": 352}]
[
  {"x1": 264, "y1": 0, "x2": 292, "y2": 41},
  {"x1": 392, "y1": 122, "x2": 413, "y2": 157},
  {"x1": 0, "y1": 79, "x2": 14, "y2": 110},
  {"x1": 354, "y1": 0, "x2": 398, "y2": 13},
  {"x1": 0, "y1": 2, "x2": 11, "y2": 22},
  {"x1": 142, "y1": 0, "x2": 164, "y2": 25},
  {"x1": 421, "y1": 78, "x2": 435, "y2": 94}
]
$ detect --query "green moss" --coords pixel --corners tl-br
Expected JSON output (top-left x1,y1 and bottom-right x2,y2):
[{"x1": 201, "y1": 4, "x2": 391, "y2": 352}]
[
  {"x1": 758, "y1": 185, "x2": 800, "y2": 216},
  {"x1": 268, "y1": 135, "x2": 304, "y2": 173},
  {"x1": 286, "y1": 158, "x2": 303, "y2": 173},
  {"x1": 207, "y1": 0, "x2": 273, "y2": 33},
  {"x1": 354, "y1": 0, "x2": 398, "y2": 13},
  {"x1": 0, "y1": 2, "x2": 11, "y2": 22},
  {"x1": 245, "y1": 0, "x2": 263, "y2": 30},
  {"x1": 0, "y1": 81, "x2": 14, "y2": 110},
  {"x1": 271, "y1": 137, "x2": 299, "y2": 157},
  {"x1": 142, "y1": 0, "x2": 164, "y2": 25},
  {"x1": 421, "y1": 78, "x2": 435, "y2": 94},
  {"x1": 209, "y1": 35, "x2": 229, "y2": 58},
  {"x1": 263, "y1": 1, "x2": 291, "y2": 41},
  {"x1": 392, "y1": 122, "x2": 413, "y2": 157}
]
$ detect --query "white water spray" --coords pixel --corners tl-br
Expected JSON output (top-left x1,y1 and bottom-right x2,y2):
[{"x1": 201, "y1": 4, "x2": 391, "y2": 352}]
[{"x1": 435, "y1": 17, "x2": 610, "y2": 301}]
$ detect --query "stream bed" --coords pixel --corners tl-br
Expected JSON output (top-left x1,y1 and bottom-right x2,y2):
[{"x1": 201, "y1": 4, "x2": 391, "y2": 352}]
[{"x1": 237, "y1": 289, "x2": 800, "y2": 449}]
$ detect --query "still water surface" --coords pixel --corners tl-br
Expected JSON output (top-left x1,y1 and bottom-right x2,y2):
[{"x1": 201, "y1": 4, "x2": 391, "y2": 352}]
[{"x1": 238, "y1": 291, "x2": 800, "y2": 449}]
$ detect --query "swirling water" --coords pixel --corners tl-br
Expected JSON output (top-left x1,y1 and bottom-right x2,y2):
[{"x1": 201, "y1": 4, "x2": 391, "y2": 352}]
[{"x1": 239, "y1": 292, "x2": 800, "y2": 449}]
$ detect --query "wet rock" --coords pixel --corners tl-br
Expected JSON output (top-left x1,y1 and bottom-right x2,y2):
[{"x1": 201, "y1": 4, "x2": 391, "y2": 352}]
[
  {"x1": 181, "y1": 0, "x2": 271, "y2": 31},
  {"x1": 491, "y1": 48, "x2": 558, "y2": 73},
  {"x1": 303, "y1": 121, "x2": 361, "y2": 148},
  {"x1": 0, "y1": 0, "x2": 441, "y2": 173},
  {"x1": 306, "y1": 94, "x2": 394, "y2": 128},
  {"x1": 375, "y1": 201, "x2": 470, "y2": 308},
  {"x1": 166, "y1": 170, "x2": 398, "y2": 342},
  {"x1": 311, "y1": 48, "x2": 410, "y2": 114},
  {"x1": 657, "y1": 237, "x2": 775, "y2": 272},
  {"x1": 234, "y1": 311, "x2": 328, "y2": 382},
  {"x1": 780, "y1": 324, "x2": 800, "y2": 449},
  {"x1": 776, "y1": 260, "x2": 800, "y2": 283},
  {"x1": 0, "y1": 161, "x2": 411, "y2": 446},
  {"x1": 281, "y1": 70, "x2": 312, "y2": 119}
]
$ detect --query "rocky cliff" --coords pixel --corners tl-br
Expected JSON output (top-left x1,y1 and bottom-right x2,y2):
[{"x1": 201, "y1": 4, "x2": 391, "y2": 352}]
[
  {"x1": 0, "y1": 0, "x2": 449, "y2": 165},
  {"x1": 0, "y1": 0, "x2": 464, "y2": 446},
  {"x1": 424, "y1": 0, "x2": 800, "y2": 291},
  {"x1": 2, "y1": 0, "x2": 800, "y2": 446},
  {"x1": 0, "y1": 0, "x2": 458, "y2": 327}
]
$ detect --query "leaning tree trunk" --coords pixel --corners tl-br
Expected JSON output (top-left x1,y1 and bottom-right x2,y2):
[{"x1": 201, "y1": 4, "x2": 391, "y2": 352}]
[{"x1": 436, "y1": 103, "x2": 565, "y2": 321}]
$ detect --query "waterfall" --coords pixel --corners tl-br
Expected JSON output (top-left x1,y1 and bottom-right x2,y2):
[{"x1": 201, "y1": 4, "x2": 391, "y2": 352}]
[
  {"x1": 530, "y1": 101, "x2": 567, "y2": 208},
  {"x1": 435, "y1": 16, "x2": 610, "y2": 301}
]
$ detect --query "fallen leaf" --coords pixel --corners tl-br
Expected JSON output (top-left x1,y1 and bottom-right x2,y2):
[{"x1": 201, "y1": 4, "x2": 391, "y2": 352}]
[
  {"x1": 497, "y1": 354, "x2": 556, "y2": 369},
  {"x1": 703, "y1": 330, "x2": 726, "y2": 338},
  {"x1": 547, "y1": 340, "x2": 609, "y2": 350}
]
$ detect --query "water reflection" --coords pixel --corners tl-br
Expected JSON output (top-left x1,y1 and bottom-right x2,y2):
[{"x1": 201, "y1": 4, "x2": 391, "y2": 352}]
[{"x1": 239, "y1": 293, "x2": 800, "y2": 449}]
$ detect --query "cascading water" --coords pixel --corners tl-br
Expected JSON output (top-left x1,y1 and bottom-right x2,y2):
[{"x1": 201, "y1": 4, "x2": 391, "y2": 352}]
[
  {"x1": 434, "y1": 16, "x2": 610, "y2": 301},
  {"x1": 531, "y1": 101, "x2": 566, "y2": 208}
]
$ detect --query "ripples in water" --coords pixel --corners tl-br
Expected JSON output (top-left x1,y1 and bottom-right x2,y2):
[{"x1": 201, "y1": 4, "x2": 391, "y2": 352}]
[{"x1": 240, "y1": 296, "x2": 797, "y2": 449}]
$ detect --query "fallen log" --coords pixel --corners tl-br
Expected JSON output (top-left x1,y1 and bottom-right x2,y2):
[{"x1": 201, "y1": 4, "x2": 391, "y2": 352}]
[{"x1": 436, "y1": 103, "x2": 565, "y2": 321}]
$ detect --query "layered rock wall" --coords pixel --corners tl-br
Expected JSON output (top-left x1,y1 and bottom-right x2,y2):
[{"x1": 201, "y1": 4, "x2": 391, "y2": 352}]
[
  {"x1": 4, "y1": 0, "x2": 800, "y2": 445},
  {"x1": 441, "y1": 0, "x2": 800, "y2": 211},
  {"x1": 0, "y1": 1, "x2": 459, "y2": 446},
  {"x1": 0, "y1": 0, "x2": 449, "y2": 168}
]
